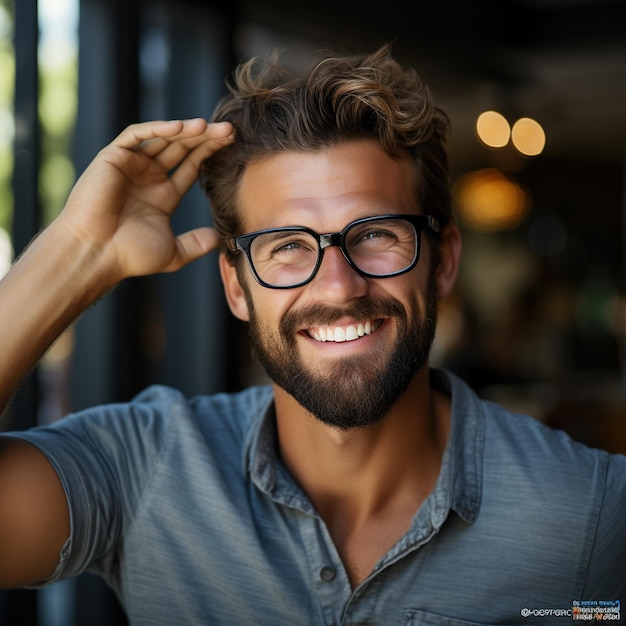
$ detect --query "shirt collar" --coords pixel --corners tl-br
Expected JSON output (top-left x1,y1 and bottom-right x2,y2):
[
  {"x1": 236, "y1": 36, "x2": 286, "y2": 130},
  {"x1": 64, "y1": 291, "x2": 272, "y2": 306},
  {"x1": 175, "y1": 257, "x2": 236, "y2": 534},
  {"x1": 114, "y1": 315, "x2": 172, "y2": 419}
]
[
  {"x1": 429, "y1": 369, "x2": 484, "y2": 526},
  {"x1": 246, "y1": 393, "x2": 317, "y2": 515}
]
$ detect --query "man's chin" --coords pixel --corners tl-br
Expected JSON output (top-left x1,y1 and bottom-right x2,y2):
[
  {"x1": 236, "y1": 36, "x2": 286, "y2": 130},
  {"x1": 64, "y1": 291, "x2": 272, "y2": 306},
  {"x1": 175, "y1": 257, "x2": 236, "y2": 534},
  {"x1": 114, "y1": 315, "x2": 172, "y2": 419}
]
[
  {"x1": 273, "y1": 354, "x2": 410, "y2": 430},
  {"x1": 288, "y1": 378, "x2": 398, "y2": 430}
]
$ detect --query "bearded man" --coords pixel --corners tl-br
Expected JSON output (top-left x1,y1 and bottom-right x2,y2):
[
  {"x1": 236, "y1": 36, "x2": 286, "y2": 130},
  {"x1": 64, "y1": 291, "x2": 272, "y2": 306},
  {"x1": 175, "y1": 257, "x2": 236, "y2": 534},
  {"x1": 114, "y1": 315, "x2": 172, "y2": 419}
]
[{"x1": 0, "y1": 46, "x2": 624, "y2": 625}]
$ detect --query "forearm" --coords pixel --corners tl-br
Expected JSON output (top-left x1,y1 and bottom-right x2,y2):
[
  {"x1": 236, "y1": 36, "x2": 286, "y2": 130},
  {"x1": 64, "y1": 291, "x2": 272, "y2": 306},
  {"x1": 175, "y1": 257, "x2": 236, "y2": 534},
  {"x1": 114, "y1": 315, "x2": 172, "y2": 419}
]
[{"x1": 0, "y1": 219, "x2": 117, "y2": 412}]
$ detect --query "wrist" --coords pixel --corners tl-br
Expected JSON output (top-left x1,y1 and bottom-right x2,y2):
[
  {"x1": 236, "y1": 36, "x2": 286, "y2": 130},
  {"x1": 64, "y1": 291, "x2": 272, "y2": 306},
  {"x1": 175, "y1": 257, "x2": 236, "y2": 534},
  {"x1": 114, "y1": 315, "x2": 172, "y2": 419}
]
[{"x1": 43, "y1": 215, "x2": 126, "y2": 296}]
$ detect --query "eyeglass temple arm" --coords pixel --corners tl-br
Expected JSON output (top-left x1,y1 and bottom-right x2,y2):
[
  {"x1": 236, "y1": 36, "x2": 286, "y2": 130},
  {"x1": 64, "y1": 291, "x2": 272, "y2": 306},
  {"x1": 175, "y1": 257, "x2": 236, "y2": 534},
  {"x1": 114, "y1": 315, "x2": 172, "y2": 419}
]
[
  {"x1": 426, "y1": 215, "x2": 441, "y2": 234},
  {"x1": 226, "y1": 238, "x2": 241, "y2": 252}
]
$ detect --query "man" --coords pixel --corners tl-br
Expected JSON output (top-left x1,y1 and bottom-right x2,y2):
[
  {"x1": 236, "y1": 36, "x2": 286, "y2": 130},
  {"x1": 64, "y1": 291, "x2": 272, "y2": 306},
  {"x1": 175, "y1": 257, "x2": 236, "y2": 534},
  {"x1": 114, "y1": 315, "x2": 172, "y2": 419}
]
[{"x1": 0, "y1": 46, "x2": 624, "y2": 625}]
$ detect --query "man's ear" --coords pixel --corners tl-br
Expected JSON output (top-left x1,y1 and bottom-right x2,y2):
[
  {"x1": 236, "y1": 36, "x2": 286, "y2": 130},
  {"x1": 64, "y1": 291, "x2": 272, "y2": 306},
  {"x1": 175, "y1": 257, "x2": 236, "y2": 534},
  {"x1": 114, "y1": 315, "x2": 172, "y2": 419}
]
[
  {"x1": 219, "y1": 252, "x2": 250, "y2": 322},
  {"x1": 435, "y1": 223, "x2": 462, "y2": 301}
]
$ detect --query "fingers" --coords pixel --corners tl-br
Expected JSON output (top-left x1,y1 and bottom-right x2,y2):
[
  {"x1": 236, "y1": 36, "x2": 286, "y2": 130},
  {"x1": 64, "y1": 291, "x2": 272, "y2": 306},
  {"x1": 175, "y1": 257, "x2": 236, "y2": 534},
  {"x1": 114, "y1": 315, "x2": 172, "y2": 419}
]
[
  {"x1": 112, "y1": 118, "x2": 209, "y2": 150},
  {"x1": 111, "y1": 118, "x2": 233, "y2": 165},
  {"x1": 155, "y1": 124, "x2": 233, "y2": 179},
  {"x1": 118, "y1": 119, "x2": 234, "y2": 197},
  {"x1": 111, "y1": 119, "x2": 187, "y2": 151},
  {"x1": 137, "y1": 120, "x2": 233, "y2": 159}
]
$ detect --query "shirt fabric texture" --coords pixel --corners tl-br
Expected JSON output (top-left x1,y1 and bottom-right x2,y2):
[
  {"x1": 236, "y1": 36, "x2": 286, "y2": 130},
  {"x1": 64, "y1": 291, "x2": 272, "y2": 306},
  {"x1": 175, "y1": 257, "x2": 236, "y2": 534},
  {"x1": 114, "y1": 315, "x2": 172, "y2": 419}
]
[{"x1": 6, "y1": 369, "x2": 626, "y2": 625}]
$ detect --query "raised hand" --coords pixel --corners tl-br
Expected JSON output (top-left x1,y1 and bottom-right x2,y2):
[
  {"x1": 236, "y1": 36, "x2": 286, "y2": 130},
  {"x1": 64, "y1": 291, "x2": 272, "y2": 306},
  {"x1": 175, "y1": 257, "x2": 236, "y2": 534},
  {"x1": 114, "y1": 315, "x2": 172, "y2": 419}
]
[
  {"x1": 0, "y1": 119, "x2": 234, "y2": 412},
  {"x1": 59, "y1": 118, "x2": 234, "y2": 283}
]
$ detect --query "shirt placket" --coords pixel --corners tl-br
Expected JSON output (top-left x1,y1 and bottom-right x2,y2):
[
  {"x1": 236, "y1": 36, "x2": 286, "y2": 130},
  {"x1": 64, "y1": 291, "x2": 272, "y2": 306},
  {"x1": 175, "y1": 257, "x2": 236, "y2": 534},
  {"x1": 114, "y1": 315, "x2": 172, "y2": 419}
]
[{"x1": 290, "y1": 507, "x2": 351, "y2": 626}]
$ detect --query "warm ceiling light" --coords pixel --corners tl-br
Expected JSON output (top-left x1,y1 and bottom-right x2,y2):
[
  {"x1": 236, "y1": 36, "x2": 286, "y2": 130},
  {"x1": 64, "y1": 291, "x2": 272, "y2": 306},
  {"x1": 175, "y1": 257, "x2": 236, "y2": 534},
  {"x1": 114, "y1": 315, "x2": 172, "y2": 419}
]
[
  {"x1": 454, "y1": 168, "x2": 530, "y2": 231},
  {"x1": 475, "y1": 110, "x2": 511, "y2": 148},
  {"x1": 511, "y1": 117, "x2": 546, "y2": 156}
]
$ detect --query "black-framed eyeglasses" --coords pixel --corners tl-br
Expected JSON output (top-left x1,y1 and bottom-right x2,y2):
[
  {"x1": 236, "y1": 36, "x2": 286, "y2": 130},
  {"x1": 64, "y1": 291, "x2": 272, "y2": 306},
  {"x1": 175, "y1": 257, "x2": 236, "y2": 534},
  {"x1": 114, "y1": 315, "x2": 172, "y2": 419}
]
[{"x1": 227, "y1": 213, "x2": 441, "y2": 289}]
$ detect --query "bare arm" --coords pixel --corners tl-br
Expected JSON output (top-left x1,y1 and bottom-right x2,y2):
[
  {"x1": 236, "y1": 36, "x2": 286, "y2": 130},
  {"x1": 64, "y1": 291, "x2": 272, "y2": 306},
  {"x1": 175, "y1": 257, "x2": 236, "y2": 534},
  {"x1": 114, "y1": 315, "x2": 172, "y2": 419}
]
[
  {"x1": 0, "y1": 438, "x2": 69, "y2": 587},
  {"x1": 0, "y1": 118, "x2": 234, "y2": 586}
]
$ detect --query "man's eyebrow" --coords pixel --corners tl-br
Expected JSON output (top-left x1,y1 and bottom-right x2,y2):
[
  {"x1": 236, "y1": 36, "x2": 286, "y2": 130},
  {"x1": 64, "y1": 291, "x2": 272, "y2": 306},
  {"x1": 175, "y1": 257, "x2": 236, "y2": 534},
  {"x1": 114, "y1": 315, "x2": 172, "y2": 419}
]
[{"x1": 256, "y1": 229, "x2": 311, "y2": 242}]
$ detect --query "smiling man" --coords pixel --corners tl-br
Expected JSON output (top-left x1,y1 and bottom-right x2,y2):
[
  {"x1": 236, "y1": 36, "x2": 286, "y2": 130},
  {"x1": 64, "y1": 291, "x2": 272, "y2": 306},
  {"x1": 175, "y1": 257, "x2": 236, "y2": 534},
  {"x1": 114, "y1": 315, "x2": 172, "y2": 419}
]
[
  {"x1": 0, "y1": 46, "x2": 624, "y2": 625},
  {"x1": 224, "y1": 143, "x2": 445, "y2": 432}
]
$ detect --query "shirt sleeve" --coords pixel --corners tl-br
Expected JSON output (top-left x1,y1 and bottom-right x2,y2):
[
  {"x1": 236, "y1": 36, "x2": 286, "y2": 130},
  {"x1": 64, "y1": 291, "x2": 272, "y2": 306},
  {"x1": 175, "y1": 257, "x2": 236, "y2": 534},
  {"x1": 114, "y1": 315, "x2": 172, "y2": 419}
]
[
  {"x1": 3, "y1": 385, "x2": 179, "y2": 585},
  {"x1": 582, "y1": 451, "x2": 626, "y2": 600}
]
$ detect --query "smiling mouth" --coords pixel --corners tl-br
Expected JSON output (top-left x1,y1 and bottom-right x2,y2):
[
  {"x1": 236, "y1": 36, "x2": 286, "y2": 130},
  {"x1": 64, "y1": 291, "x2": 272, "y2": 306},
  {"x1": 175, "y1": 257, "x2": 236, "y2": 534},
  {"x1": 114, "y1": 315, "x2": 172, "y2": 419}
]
[{"x1": 306, "y1": 319, "x2": 383, "y2": 343}]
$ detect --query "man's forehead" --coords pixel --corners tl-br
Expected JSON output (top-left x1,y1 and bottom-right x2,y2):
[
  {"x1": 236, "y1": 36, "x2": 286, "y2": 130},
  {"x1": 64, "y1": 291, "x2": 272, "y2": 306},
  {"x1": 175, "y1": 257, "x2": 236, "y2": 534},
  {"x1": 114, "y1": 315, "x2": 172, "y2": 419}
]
[{"x1": 236, "y1": 140, "x2": 417, "y2": 232}]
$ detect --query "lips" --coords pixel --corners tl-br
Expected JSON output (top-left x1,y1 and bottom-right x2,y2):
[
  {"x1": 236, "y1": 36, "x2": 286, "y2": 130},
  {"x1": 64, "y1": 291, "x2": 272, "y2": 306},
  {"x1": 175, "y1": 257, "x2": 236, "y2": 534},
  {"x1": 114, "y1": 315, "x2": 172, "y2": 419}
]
[{"x1": 306, "y1": 319, "x2": 382, "y2": 343}]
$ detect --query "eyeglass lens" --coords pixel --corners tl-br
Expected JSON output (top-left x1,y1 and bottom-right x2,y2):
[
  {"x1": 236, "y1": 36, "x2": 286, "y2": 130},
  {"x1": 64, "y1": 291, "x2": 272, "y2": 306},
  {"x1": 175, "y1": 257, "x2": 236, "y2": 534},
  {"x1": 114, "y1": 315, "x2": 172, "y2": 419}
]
[{"x1": 249, "y1": 218, "x2": 419, "y2": 287}]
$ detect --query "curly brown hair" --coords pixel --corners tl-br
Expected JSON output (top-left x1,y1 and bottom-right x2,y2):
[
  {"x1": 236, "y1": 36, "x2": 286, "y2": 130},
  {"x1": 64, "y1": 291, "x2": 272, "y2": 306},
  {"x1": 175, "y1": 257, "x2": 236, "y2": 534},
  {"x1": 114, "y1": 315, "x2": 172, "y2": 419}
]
[{"x1": 199, "y1": 45, "x2": 453, "y2": 256}]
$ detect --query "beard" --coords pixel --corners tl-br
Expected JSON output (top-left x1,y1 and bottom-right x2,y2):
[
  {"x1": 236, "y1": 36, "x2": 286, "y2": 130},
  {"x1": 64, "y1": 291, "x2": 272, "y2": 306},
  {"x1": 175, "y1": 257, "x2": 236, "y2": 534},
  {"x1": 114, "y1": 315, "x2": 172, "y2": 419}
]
[{"x1": 245, "y1": 276, "x2": 438, "y2": 430}]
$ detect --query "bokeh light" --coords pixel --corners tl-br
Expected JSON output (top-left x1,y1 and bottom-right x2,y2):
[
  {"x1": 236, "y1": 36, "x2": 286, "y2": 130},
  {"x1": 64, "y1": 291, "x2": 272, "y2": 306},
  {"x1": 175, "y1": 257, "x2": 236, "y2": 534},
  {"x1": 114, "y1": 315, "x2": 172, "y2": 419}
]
[
  {"x1": 454, "y1": 168, "x2": 530, "y2": 231},
  {"x1": 475, "y1": 110, "x2": 511, "y2": 148},
  {"x1": 511, "y1": 117, "x2": 546, "y2": 156}
]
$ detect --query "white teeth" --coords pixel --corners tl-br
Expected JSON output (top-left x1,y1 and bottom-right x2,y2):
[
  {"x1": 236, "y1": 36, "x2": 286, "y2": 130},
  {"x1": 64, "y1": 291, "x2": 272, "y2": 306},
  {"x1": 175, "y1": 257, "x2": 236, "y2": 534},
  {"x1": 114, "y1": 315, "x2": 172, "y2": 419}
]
[
  {"x1": 309, "y1": 321, "x2": 377, "y2": 343},
  {"x1": 345, "y1": 326, "x2": 358, "y2": 341}
]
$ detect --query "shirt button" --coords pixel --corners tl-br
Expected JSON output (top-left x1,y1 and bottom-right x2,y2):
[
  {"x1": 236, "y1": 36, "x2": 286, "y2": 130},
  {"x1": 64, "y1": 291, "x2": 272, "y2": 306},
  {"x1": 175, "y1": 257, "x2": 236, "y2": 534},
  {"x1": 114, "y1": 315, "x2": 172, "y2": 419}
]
[{"x1": 320, "y1": 566, "x2": 336, "y2": 582}]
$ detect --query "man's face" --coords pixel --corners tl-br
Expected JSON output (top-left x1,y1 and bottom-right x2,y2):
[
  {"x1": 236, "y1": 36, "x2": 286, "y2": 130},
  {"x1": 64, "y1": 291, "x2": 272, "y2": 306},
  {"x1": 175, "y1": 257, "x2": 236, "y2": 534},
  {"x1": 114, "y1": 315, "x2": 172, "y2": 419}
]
[{"x1": 223, "y1": 140, "x2": 441, "y2": 430}]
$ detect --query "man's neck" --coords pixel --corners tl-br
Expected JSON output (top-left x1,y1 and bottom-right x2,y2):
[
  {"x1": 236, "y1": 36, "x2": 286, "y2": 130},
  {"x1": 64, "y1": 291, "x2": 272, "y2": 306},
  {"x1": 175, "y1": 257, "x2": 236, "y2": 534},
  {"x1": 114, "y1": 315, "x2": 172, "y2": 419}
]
[{"x1": 272, "y1": 368, "x2": 451, "y2": 586}]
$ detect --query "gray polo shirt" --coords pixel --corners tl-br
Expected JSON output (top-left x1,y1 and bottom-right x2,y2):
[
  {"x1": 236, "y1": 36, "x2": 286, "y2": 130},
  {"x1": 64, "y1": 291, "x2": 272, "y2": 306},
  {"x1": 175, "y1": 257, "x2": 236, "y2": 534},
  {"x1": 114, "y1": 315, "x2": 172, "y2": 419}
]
[{"x1": 7, "y1": 369, "x2": 626, "y2": 625}]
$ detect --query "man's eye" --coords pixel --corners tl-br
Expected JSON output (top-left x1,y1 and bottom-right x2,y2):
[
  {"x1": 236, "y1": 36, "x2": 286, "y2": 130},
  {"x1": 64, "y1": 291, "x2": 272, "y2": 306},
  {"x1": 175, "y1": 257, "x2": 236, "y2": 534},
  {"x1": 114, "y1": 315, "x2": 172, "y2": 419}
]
[
  {"x1": 270, "y1": 238, "x2": 318, "y2": 259},
  {"x1": 357, "y1": 229, "x2": 398, "y2": 245},
  {"x1": 275, "y1": 240, "x2": 303, "y2": 252},
  {"x1": 362, "y1": 230, "x2": 393, "y2": 240}
]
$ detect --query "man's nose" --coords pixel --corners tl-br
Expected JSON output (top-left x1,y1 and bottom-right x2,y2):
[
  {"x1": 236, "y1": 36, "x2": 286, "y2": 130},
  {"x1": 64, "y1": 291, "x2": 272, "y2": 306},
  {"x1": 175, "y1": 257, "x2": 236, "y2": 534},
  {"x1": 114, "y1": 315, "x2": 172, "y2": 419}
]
[{"x1": 306, "y1": 245, "x2": 368, "y2": 304}]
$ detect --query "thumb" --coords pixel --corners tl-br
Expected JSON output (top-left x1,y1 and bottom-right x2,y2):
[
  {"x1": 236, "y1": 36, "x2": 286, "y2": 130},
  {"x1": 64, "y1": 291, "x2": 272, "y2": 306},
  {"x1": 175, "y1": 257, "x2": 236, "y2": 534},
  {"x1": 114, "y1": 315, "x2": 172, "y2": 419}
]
[{"x1": 164, "y1": 227, "x2": 221, "y2": 273}]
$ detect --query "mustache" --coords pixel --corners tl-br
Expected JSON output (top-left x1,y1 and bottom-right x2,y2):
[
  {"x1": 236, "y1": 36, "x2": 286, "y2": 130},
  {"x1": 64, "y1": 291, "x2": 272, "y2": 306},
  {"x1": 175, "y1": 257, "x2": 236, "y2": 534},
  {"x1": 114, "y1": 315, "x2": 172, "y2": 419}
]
[{"x1": 280, "y1": 296, "x2": 408, "y2": 334}]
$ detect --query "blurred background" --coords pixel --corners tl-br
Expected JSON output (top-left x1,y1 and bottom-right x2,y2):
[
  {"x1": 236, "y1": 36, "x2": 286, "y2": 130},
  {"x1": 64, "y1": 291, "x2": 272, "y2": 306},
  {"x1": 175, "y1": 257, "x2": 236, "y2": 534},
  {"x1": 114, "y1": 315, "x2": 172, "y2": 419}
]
[{"x1": 0, "y1": 0, "x2": 625, "y2": 623}]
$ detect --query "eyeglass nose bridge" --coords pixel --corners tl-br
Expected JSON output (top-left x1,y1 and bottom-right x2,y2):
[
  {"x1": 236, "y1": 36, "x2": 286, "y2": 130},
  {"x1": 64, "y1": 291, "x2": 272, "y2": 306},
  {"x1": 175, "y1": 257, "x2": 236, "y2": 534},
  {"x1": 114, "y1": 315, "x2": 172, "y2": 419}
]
[
  {"x1": 319, "y1": 232, "x2": 342, "y2": 250},
  {"x1": 316, "y1": 231, "x2": 361, "y2": 279}
]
